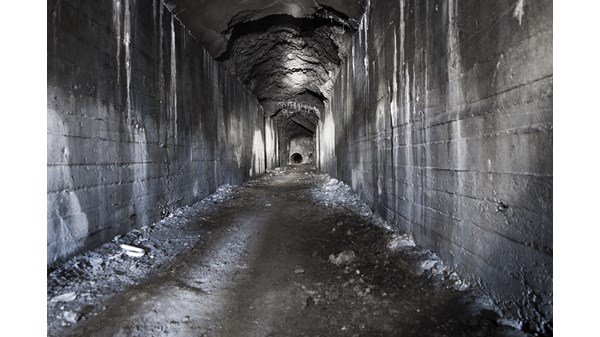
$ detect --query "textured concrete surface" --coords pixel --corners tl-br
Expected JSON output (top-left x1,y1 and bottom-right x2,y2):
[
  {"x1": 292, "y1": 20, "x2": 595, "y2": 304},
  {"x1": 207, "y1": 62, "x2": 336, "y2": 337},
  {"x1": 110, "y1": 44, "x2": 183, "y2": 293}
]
[
  {"x1": 316, "y1": 0, "x2": 552, "y2": 333},
  {"x1": 47, "y1": 0, "x2": 271, "y2": 265}
]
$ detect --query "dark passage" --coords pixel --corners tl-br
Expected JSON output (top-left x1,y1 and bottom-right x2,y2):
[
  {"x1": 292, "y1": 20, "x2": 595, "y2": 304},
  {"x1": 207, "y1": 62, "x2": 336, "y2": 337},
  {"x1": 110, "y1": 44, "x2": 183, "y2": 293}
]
[
  {"x1": 47, "y1": 0, "x2": 552, "y2": 336},
  {"x1": 290, "y1": 153, "x2": 303, "y2": 164}
]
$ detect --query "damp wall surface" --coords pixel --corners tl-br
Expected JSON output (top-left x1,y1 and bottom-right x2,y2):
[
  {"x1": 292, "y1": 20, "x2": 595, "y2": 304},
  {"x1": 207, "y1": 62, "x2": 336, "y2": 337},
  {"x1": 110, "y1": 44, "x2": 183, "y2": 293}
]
[
  {"x1": 47, "y1": 0, "x2": 270, "y2": 265},
  {"x1": 317, "y1": 0, "x2": 552, "y2": 330},
  {"x1": 265, "y1": 116, "x2": 280, "y2": 170}
]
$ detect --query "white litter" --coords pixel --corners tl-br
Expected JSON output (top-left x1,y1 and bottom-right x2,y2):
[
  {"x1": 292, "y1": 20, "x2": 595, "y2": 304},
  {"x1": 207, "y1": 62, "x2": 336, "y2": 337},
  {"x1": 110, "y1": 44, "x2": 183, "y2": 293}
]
[
  {"x1": 50, "y1": 292, "x2": 77, "y2": 302},
  {"x1": 119, "y1": 244, "x2": 146, "y2": 257}
]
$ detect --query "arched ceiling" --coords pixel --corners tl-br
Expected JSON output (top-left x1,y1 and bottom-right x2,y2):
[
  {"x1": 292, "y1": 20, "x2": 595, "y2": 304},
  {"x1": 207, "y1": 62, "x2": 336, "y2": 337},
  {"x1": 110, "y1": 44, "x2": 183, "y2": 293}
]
[{"x1": 163, "y1": 0, "x2": 366, "y2": 136}]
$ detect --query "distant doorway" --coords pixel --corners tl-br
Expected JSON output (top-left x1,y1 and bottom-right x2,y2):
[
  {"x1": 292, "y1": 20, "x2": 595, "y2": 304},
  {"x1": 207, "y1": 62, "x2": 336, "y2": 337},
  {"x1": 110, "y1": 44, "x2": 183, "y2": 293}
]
[{"x1": 290, "y1": 153, "x2": 303, "y2": 164}]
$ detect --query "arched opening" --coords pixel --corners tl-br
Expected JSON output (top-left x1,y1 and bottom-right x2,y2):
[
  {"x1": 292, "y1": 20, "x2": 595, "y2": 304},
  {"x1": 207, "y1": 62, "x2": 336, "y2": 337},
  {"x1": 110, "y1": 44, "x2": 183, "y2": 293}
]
[{"x1": 290, "y1": 153, "x2": 303, "y2": 164}]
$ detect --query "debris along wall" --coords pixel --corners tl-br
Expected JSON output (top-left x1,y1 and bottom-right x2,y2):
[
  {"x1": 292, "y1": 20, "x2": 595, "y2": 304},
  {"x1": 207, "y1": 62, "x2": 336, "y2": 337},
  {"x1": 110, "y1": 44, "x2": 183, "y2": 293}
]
[
  {"x1": 47, "y1": 0, "x2": 267, "y2": 265},
  {"x1": 318, "y1": 0, "x2": 552, "y2": 332}
]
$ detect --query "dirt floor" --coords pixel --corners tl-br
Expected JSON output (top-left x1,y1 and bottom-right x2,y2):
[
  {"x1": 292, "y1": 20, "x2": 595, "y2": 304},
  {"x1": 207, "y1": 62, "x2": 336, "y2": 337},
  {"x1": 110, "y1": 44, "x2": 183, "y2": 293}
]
[{"x1": 47, "y1": 164, "x2": 531, "y2": 337}]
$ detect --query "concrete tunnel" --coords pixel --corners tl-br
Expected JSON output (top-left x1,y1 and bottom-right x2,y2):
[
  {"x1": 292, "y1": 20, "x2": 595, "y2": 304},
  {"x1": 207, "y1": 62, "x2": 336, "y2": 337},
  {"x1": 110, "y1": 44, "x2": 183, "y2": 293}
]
[{"x1": 47, "y1": 0, "x2": 553, "y2": 336}]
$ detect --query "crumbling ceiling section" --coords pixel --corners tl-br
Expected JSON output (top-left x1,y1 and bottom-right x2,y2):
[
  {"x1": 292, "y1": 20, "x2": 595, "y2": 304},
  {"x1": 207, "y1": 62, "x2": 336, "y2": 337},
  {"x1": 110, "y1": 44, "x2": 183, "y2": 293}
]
[{"x1": 163, "y1": 0, "x2": 366, "y2": 136}]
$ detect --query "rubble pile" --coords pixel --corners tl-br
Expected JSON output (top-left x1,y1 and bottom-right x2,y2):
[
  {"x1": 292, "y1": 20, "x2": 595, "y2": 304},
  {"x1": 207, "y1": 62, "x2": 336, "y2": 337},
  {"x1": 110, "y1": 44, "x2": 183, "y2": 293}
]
[{"x1": 47, "y1": 184, "x2": 240, "y2": 331}]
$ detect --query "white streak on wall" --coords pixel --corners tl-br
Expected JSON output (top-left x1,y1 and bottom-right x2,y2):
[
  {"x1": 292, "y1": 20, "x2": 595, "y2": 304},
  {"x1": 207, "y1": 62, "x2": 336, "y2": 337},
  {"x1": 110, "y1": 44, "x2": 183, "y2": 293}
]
[
  {"x1": 351, "y1": 43, "x2": 356, "y2": 80},
  {"x1": 400, "y1": 0, "x2": 408, "y2": 125},
  {"x1": 113, "y1": 0, "x2": 122, "y2": 91},
  {"x1": 447, "y1": 0, "x2": 464, "y2": 169},
  {"x1": 230, "y1": 115, "x2": 244, "y2": 167},
  {"x1": 51, "y1": 0, "x2": 61, "y2": 66},
  {"x1": 404, "y1": 68, "x2": 410, "y2": 123},
  {"x1": 513, "y1": 0, "x2": 525, "y2": 25},
  {"x1": 390, "y1": 29, "x2": 398, "y2": 127},
  {"x1": 446, "y1": 0, "x2": 466, "y2": 245},
  {"x1": 124, "y1": 0, "x2": 134, "y2": 119},
  {"x1": 319, "y1": 108, "x2": 335, "y2": 170},
  {"x1": 363, "y1": 0, "x2": 371, "y2": 113},
  {"x1": 170, "y1": 16, "x2": 178, "y2": 143},
  {"x1": 158, "y1": 2, "x2": 166, "y2": 146},
  {"x1": 47, "y1": 103, "x2": 91, "y2": 262},
  {"x1": 250, "y1": 129, "x2": 265, "y2": 176},
  {"x1": 265, "y1": 116, "x2": 278, "y2": 170}
]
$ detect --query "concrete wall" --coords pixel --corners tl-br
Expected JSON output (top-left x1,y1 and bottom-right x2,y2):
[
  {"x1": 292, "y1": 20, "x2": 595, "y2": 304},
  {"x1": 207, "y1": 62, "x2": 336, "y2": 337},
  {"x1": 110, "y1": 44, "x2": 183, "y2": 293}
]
[
  {"x1": 265, "y1": 116, "x2": 279, "y2": 170},
  {"x1": 317, "y1": 0, "x2": 552, "y2": 331},
  {"x1": 47, "y1": 0, "x2": 270, "y2": 265},
  {"x1": 289, "y1": 136, "x2": 314, "y2": 164}
]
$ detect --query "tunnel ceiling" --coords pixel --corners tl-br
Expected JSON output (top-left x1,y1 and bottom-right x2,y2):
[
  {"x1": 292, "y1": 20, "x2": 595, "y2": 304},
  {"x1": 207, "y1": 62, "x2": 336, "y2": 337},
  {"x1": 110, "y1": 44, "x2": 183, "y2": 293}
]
[{"x1": 163, "y1": 0, "x2": 366, "y2": 135}]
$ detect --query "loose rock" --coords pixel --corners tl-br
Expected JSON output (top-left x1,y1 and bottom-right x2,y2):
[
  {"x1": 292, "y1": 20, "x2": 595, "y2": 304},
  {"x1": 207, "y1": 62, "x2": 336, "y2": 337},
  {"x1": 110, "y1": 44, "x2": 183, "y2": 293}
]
[
  {"x1": 329, "y1": 250, "x2": 356, "y2": 265},
  {"x1": 63, "y1": 311, "x2": 80, "y2": 324}
]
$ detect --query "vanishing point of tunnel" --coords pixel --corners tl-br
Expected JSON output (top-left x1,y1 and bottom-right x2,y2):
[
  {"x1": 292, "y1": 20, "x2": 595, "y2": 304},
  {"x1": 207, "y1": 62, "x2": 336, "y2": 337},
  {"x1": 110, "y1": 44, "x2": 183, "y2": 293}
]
[{"x1": 47, "y1": 0, "x2": 552, "y2": 336}]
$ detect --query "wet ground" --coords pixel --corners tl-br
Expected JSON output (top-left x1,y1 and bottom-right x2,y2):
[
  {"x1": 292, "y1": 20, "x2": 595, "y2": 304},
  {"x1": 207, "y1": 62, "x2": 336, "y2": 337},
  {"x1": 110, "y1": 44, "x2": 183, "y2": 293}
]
[{"x1": 48, "y1": 164, "x2": 530, "y2": 337}]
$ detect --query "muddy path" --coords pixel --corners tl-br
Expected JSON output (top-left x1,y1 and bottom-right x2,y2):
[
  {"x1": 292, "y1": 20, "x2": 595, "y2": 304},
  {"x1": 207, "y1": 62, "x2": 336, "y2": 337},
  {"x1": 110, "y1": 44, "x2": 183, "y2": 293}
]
[{"x1": 48, "y1": 165, "x2": 528, "y2": 337}]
